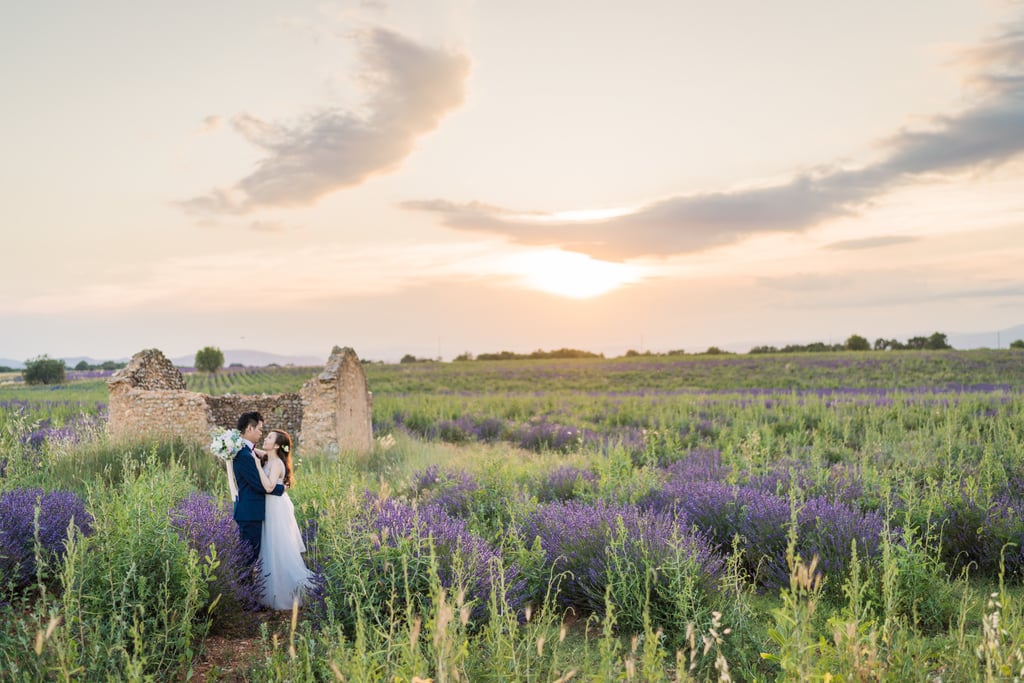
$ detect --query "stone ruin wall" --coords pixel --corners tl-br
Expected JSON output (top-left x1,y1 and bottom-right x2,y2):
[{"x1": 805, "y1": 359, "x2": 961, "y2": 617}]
[
  {"x1": 204, "y1": 394, "x2": 304, "y2": 442},
  {"x1": 299, "y1": 346, "x2": 375, "y2": 454},
  {"x1": 106, "y1": 346, "x2": 372, "y2": 454}
]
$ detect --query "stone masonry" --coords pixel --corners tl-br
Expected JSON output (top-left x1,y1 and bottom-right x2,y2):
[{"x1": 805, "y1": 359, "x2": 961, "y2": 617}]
[{"x1": 106, "y1": 346, "x2": 373, "y2": 455}]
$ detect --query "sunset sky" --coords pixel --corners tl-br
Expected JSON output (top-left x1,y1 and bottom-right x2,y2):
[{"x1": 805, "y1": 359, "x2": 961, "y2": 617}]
[{"x1": 3, "y1": 1, "x2": 1023, "y2": 363}]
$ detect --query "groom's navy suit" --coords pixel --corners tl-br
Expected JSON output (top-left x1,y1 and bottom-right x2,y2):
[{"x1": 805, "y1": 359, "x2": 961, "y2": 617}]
[{"x1": 233, "y1": 442, "x2": 285, "y2": 565}]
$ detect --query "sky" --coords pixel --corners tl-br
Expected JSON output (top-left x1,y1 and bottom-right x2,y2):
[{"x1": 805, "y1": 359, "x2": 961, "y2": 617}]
[{"x1": 3, "y1": 0, "x2": 1024, "y2": 363}]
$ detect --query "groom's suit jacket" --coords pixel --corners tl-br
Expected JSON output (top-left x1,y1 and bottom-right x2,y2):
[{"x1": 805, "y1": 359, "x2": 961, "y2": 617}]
[{"x1": 233, "y1": 444, "x2": 285, "y2": 522}]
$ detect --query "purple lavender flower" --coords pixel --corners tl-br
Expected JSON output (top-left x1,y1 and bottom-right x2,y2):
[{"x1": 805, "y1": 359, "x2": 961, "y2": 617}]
[
  {"x1": 937, "y1": 494, "x2": 1024, "y2": 579},
  {"x1": 524, "y1": 499, "x2": 723, "y2": 616},
  {"x1": 349, "y1": 495, "x2": 526, "y2": 623},
  {"x1": 535, "y1": 465, "x2": 599, "y2": 502},
  {"x1": 168, "y1": 492, "x2": 265, "y2": 627},
  {"x1": 643, "y1": 478, "x2": 883, "y2": 590},
  {"x1": 797, "y1": 496, "x2": 885, "y2": 589},
  {"x1": 0, "y1": 488, "x2": 92, "y2": 593},
  {"x1": 412, "y1": 467, "x2": 481, "y2": 518},
  {"x1": 513, "y1": 419, "x2": 583, "y2": 453}
]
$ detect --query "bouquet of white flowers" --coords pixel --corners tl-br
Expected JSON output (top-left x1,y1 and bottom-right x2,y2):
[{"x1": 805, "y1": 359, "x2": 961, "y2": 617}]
[{"x1": 209, "y1": 428, "x2": 244, "y2": 463}]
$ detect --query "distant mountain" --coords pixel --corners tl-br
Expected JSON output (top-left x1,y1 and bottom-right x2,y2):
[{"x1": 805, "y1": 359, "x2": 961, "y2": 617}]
[
  {"x1": 169, "y1": 349, "x2": 324, "y2": 368},
  {"x1": 2, "y1": 355, "x2": 133, "y2": 370},
  {"x1": 948, "y1": 324, "x2": 1024, "y2": 350},
  {"x1": 2, "y1": 350, "x2": 324, "y2": 371}
]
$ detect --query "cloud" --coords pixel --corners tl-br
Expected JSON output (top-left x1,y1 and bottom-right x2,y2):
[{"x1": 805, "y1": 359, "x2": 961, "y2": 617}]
[
  {"x1": 757, "y1": 270, "x2": 1024, "y2": 310},
  {"x1": 181, "y1": 27, "x2": 469, "y2": 215},
  {"x1": 404, "y1": 172, "x2": 879, "y2": 260},
  {"x1": 249, "y1": 220, "x2": 288, "y2": 233},
  {"x1": 824, "y1": 235, "x2": 918, "y2": 251},
  {"x1": 403, "y1": 13, "x2": 1024, "y2": 260},
  {"x1": 197, "y1": 115, "x2": 222, "y2": 134}
]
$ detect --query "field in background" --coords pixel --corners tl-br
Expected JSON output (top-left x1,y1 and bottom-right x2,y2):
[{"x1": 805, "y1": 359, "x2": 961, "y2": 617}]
[{"x1": 1, "y1": 349, "x2": 1023, "y2": 680}]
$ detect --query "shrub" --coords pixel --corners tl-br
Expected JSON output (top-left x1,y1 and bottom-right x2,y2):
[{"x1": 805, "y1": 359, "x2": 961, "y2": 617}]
[
  {"x1": 523, "y1": 499, "x2": 724, "y2": 639},
  {"x1": 412, "y1": 465, "x2": 480, "y2": 517},
  {"x1": 796, "y1": 497, "x2": 885, "y2": 595},
  {"x1": 937, "y1": 494, "x2": 1024, "y2": 580},
  {"x1": 534, "y1": 465, "x2": 598, "y2": 502},
  {"x1": 317, "y1": 494, "x2": 525, "y2": 634},
  {"x1": 512, "y1": 419, "x2": 583, "y2": 453},
  {"x1": 645, "y1": 478, "x2": 885, "y2": 592},
  {"x1": 169, "y1": 492, "x2": 264, "y2": 633},
  {"x1": 58, "y1": 462, "x2": 210, "y2": 679},
  {"x1": 644, "y1": 479, "x2": 790, "y2": 587},
  {"x1": 0, "y1": 488, "x2": 92, "y2": 596}
]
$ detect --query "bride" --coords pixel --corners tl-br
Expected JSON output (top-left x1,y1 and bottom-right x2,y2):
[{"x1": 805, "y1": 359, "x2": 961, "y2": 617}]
[{"x1": 252, "y1": 428, "x2": 314, "y2": 610}]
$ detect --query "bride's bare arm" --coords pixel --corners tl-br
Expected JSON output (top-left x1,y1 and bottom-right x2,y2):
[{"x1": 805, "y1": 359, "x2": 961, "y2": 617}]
[
  {"x1": 252, "y1": 453, "x2": 278, "y2": 493},
  {"x1": 269, "y1": 460, "x2": 285, "y2": 488}
]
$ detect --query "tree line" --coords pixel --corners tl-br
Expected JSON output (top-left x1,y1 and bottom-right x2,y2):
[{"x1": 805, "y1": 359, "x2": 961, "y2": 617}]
[
  {"x1": 431, "y1": 332, "x2": 1024, "y2": 362},
  {"x1": 11, "y1": 334, "x2": 1024, "y2": 384},
  {"x1": 749, "y1": 331, "x2": 955, "y2": 354},
  {"x1": 13, "y1": 346, "x2": 225, "y2": 386}
]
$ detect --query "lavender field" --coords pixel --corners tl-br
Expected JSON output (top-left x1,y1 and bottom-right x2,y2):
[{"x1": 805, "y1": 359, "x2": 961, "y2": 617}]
[{"x1": 1, "y1": 349, "x2": 1023, "y2": 680}]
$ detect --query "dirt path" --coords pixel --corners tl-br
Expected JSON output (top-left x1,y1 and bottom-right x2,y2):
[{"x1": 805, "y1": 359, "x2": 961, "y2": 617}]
[{"x1": 188, "y1": 610, "x2": 294, "y2": 682}]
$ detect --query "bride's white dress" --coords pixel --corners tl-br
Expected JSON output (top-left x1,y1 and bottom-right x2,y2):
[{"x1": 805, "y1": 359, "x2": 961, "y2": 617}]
[{"x1": 259, "y1": 465, "x2": 314, "y2": 610}]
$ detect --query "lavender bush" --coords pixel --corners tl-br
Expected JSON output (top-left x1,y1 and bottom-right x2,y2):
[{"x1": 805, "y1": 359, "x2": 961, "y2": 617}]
[
  {"x1": 644, "y1": 476, "x2": 884, "y2": 591},
  {"x1": 534, "y1": 465, "x2": 599, "y2": 502},
  {"x1": 63, "y1": 464, "x2": 209, "y2": 679},
  {"x1": 523, "y1": 499, "x2": 724, "y2": 637},
  {"x1": 169, "y1": 492, "x2": 265, "y2": 632},
  {"x1": 0, "y1": 488, "x2": 92, "y2": 595},
  {"x1": 936, "y1": 494, "x2": 1024, "y2": 580},
  {"x1": 412, "y1": 465, "x2": 481, "y2": 518},
  {"x1": 319, "y1": 493, "x2": 526, "y2": 633}
]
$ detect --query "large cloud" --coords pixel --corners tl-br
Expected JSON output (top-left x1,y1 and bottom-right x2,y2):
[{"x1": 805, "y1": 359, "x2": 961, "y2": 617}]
[
  {"x1": 182, "y1": 28, "x2": 470, "y2": 214},
  {"x1": 403, "y1": 15, "x2": 1024, "y2": 260}
]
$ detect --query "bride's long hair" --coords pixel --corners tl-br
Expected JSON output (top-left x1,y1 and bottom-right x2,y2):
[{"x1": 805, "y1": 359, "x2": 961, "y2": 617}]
[{"x1": 271, "y1": 429, "x2": 295, "y2": 488}]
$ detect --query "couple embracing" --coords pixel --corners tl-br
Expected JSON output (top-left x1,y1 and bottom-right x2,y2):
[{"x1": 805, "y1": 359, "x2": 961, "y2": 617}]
[{"x1": 232, "y1": 411, "x2": 313, "y2": 610}]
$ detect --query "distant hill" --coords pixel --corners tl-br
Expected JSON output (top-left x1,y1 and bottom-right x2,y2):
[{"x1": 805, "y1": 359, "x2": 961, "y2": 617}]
[
  {"x1": 0, "y1": 350, "x2": 324, "y2": 370},
  {"x1": 169, "y1": 349, "x2": 324, "y2": 368},
  {"x1": 947, "y1": 324, "x2": 1024, "y2": 350}
]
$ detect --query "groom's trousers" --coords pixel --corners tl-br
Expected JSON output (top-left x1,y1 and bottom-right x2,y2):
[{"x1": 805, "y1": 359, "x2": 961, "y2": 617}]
[{"x1": 238, "y1": 520, "x2": 262, "y2": 565}]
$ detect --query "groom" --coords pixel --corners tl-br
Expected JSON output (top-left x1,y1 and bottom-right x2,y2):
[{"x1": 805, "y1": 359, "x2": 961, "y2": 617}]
[{"x1": 233, "y1": 411, "x2": 285, "y2": 566}]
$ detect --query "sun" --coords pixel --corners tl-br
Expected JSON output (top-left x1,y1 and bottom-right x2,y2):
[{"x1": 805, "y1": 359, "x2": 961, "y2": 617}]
[{"x1": 512, "y1": 249, "x2": 646, "y2": 299}]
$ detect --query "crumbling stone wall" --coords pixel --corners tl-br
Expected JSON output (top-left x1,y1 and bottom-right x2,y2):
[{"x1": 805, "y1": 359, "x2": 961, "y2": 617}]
[
  {"x1": 205, "y1": 394, "x2": 304, "y2": 441},
  {"x1": 299, "y1": 346, "x2": 373, "y2": 454},
  {"x1": 106, "y1": 346, "x2": 372, "y2": 454}
]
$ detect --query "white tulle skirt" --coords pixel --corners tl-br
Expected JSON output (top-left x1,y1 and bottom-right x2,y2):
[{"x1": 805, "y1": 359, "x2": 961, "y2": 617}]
[{"x1": 259, "y1": 492, "x2": 314, "y2": 610}]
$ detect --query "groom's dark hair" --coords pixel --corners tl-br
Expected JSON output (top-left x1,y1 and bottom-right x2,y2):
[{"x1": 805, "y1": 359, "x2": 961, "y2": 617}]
[{"x1": 237, "y1": 411, "x2": 263, "y2": 433}]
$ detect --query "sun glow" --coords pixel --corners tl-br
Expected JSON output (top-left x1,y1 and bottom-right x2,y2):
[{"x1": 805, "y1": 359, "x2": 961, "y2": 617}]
[{"x1": 510, "y1": 249, "x2": 646, "y2": 298}]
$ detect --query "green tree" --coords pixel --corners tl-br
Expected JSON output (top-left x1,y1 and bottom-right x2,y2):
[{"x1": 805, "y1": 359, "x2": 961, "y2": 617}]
[
  {"x1": 925, "y1": 332, "x2": 952, "y2": 350},
  {"x1": 23, "y1": 355, "x2": 66, "y2": 385},
  {"x1": 74, "y1": 360, "x2": 90, "y2": 371},
  {"x1": 845, "y1": 334, "x2": 871, "y2": 351},
  {"x1": 194, "y1": 346, "x2": 225, "y2": 373},
  {"x1": 400, "y1": 353, "x2": 418, "y2": 364},
  {"x1": 1010, "y1": 339, "x2": 1024, "y2": 349}
]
